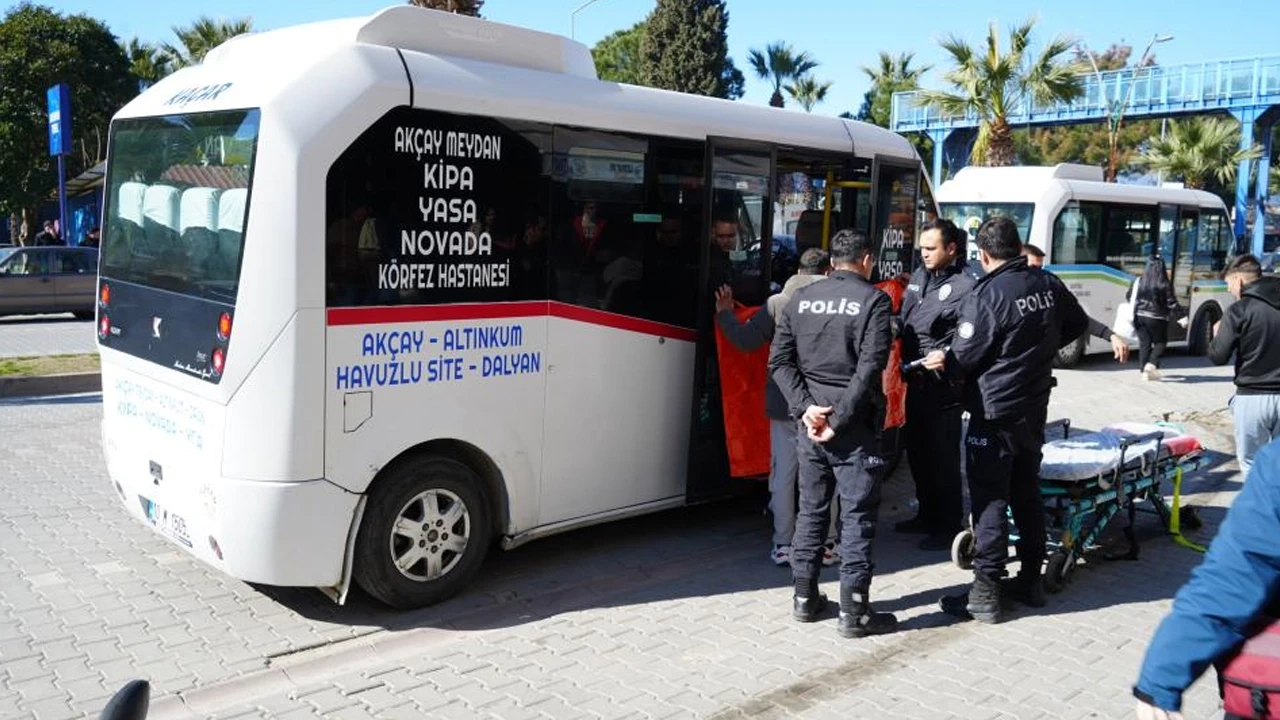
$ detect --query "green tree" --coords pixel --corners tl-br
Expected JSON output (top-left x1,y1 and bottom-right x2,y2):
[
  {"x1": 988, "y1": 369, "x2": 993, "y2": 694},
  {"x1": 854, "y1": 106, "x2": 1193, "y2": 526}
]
[
  {"x1": 785, "y1": 76, "x2": 831, "y2": 112},
  {"x1": 407, "y1": 0, "x2": 483, "y2": 15},
  {"x1": 0, "y1": 3, "x2": 134, "y2": 239},
  {"x1": 1141, "y1": 115, "x2": 1263, "y2": 192},
  {"x1": 1014, "y1": 43, "x2": 1160, "y2": 176},
  {"x1": 121, "y1": 37, "x2": 170, "y2": 90},
  {"x1": 747, "y1": 41, "x2": 816, "y2": 108},
  {"x1": 592, "y1": 21, "x2": 645, "y2": 85},
  {"x1": 639, "y1": 0, "x2": 744, "y2": 100},
  {"x1": 856, "y1": 51, "x2": 930, "y2": 128},
  {"x1": 160, "y1": 16, "x2": 253, "y2": 70},
  {"x1": 919, "y1": 17, "x2": 1085, "y2": 166}
]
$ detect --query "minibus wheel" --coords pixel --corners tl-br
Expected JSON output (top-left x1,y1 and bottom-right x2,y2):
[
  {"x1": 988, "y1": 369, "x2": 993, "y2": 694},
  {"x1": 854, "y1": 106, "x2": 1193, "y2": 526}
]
[
  {"x1": 353, "y1": 454, "x2": 492, "y2": 610},
  {"x1": 1053, "y1": 334, "x2": 1086, "y2": 369}
]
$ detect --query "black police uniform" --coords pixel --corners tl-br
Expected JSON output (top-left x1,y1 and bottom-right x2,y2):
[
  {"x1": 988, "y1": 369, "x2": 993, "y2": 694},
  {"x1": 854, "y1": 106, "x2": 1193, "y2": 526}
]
[
  {"x1": 768, "y1": 269, "x2": 896, "y2": 635},
  {"x1": 898, "y1": 258, "x2": 983, "y2": 541},
  {"x1": 943, "y1": 256, "x2": 1087, "y2": 619}
]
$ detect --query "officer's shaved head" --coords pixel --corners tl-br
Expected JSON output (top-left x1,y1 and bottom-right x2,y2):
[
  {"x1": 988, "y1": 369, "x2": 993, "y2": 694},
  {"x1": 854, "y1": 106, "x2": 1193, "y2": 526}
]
[
  {"x1": 829, "y1": 229, "x2": 872, "y2": 264},
  {"x1": 976, "y1": 217, "x2": 1023, "y2": 261}
]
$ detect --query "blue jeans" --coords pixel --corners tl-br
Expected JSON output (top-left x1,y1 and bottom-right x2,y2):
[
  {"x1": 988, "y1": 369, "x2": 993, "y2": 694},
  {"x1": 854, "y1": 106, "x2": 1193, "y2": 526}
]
[{"x1": 1229, "y1": 393, "x2": 1280, "y2": 477}]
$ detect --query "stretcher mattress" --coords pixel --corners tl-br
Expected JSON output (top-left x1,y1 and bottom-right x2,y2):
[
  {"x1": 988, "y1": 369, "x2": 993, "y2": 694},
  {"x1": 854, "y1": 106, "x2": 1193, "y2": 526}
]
[{"x1": 1039, "y1": 422, "x2": 1202, "y2": 482}]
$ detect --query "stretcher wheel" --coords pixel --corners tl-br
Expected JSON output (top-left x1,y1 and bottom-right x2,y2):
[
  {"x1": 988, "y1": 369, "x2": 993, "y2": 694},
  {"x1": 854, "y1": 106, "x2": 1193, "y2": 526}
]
[
  {"x1": 1179, "y1": 505, "x2": 1203, "y2": 531},
  {"x1": 1044, "y1": 552, "x2": 1072, "y2": 594},
  {"x1": 951, "y1": 529, "x2": 975, "y2": 570}
]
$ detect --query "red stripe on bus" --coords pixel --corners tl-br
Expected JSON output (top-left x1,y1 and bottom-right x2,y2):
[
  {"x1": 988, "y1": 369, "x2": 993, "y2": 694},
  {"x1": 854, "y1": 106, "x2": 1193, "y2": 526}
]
[{"x1": 325, "y1": 302, "x2": 698, "y2": 342}]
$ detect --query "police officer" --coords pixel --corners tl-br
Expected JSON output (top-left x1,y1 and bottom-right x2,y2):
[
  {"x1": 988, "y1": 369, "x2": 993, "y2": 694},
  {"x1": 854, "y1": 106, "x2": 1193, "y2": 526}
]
[
  {"x1": 922, "y1": 216, "x2": 1088, "y2": 624},
  {"x1": 768, "y1": 228, "x2": 898, "y2": 638},
  {"x1": 897, "y1": 218, "x2": 982, "y2": 551}
]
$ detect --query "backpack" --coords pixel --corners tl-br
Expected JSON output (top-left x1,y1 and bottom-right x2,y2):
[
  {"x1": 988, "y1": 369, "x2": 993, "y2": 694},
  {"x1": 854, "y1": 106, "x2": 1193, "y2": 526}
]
[{"x1": 1219, "y1": 615, "x2": 1280, "y2": 718}]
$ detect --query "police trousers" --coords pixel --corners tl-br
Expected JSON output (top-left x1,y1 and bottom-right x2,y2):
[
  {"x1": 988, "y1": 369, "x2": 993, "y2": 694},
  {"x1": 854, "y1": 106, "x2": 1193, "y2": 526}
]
[
  {"x1": 792, "y1": 428, "x2": 882, "y2": 592},
  {"x1": 965, "y1": 408, "x2": 1048, "y2": 583},
  {"x1": 905, "y1": 386, "x2": 964, "y2": 533}
]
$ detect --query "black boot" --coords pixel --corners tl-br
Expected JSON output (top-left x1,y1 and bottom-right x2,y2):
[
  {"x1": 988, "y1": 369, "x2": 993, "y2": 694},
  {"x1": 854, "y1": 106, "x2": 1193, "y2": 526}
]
[
  {"x1": 792, "y1": 578, "x2": 828, "y2": 623},
  {"x1": 837, "y1": 589, "x2": 898, "y2": 638},
  {"x1": 940, "y1": 573, "x2": 1004, "y2": 624},
  {"x1": 1000, "y1": 572, "x2": 1046, "y2": 608}
]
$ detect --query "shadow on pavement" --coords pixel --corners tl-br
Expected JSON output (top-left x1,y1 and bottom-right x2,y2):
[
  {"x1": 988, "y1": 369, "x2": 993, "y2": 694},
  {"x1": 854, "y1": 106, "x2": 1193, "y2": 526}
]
[{"x1": 254, "y1": 420, "x2": 1238, "y2": 637}]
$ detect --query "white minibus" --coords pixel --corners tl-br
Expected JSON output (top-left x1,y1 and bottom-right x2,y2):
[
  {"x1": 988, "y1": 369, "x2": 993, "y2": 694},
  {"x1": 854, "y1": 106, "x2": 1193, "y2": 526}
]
[
  {"x1": 936, "y1": 164, "x2": 1237, "y2": 366},
  {"x1": 97, "y1": 6, "x2": 934, "y2": 609}
]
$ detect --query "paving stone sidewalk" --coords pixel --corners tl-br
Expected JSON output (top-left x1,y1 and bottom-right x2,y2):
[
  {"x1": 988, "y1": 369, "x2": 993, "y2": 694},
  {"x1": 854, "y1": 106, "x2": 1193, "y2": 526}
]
[{"x1": 0, "y1": 353, "x2": 1243, "y2": 719}]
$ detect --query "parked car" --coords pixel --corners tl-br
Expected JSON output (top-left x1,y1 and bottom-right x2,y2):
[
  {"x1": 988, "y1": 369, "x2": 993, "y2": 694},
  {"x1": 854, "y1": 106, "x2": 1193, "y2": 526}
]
[{"x1": 0, "y1": 246, "x2": 98, "y2": 319}]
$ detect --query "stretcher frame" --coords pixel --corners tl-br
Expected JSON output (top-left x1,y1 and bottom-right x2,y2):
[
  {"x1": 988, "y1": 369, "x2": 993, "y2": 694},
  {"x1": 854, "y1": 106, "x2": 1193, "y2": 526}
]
[{"x1": 950, "y1": 418, "x2": 1208, "y2": 593}]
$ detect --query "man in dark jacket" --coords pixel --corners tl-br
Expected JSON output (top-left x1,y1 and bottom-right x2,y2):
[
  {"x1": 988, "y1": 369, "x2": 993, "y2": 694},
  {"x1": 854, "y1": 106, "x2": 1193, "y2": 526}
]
[
  {"x1": 715, "y1": 248, "x2": 834, "y2": 566},
  {"x1": 923, "y1": 216, "x2": 1088, "y2": 624},
  {"x1": 1132, "y1": 436, "x2": 1280, "y2": 719},
  {"x1": 897, "y1": 218, "x2": 982, "y2": 551},
  {"x1": 1208, "y1": 254, "x2": 1280, "y2": 476},
  {"x1": 769, "y1": 229, "x2": 897, "y2": 638}
]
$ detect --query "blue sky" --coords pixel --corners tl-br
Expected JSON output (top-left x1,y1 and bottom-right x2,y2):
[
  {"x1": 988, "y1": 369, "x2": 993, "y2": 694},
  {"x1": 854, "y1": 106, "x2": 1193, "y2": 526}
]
[{"x1": 53, "y1": 0, "x2": 1272, "y2": 115}]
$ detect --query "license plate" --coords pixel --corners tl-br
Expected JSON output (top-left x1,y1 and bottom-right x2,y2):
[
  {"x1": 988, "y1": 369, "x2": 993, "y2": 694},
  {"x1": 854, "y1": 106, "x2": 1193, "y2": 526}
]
[{"x1": 140, "y1": 496, "x2": 192, "y2": 548}]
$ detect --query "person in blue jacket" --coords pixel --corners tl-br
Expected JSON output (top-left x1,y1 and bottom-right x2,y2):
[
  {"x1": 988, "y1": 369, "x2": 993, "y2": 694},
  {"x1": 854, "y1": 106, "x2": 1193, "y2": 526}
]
[{"x1": 1133, "y1": 436, "x2": 1280, "y2": 718}]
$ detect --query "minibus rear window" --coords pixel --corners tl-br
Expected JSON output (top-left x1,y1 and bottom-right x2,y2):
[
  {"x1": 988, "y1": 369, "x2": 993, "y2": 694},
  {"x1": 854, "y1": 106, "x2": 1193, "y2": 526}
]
[{"x1": 100, "y1": 109, "x2": 260, "y2": 304}]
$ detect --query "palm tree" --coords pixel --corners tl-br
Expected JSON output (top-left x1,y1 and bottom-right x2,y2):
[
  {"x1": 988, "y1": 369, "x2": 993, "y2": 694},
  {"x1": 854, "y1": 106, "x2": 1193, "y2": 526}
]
[
  {"x1": 121, "y1": 37, "x2": 171, "y2": 90},
  {"x1": 1142, "y1": 116, "x2": 1263, "y2": 190},
  {"x1": 918, "y1": 18, "x2": 1085, "y2": 166},
  {"x1": 859, "y1": 51, "x2": 931, "y2": 127},
  {"x1": 785, "y1": 76, "x2": 832, "y2": 113},
  {"x1": 407, "y1": 0, "x2": 483, "y2": 15},
  {"x1": 748, "y1": 42, "x2": 817, "y2": 108},
  {"x1": 161, "y1": 17, "x2": 254, "y2": 70}
]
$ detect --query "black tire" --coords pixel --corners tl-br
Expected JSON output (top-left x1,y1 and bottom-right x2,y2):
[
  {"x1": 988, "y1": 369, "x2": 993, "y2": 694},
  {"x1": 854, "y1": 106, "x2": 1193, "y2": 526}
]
[
  {"x1": 1053, "y1": 335, "x2": 1086, "y2": 369},
  {"x1": 951, "y1": 529, "x2": 975, "y2": 570},
  {"x1": 353, "y1": 454, "x2": 492, "y2": 610},
  {"x1": 1187, "y1": 304, "x2": 1220, "y2": 356},
  {"x1": 1043, "y1": 552, "x2": 1071, "y2": 594}
]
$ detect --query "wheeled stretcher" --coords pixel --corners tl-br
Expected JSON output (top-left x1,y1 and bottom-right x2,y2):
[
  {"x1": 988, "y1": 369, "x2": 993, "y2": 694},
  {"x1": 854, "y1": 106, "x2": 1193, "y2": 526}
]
[{"x1": 949, "y1": 419, "x2": 1209, "y2": 593}]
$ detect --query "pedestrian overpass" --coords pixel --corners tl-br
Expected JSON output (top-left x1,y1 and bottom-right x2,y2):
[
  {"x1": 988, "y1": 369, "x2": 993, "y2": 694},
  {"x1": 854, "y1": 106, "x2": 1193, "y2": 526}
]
[{"x1": 890, "y1": 54, "x2": 1280, "y2": 256}]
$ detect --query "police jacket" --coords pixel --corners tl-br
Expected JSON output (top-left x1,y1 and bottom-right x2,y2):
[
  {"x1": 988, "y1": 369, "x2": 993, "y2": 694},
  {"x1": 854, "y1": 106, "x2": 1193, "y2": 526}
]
[
  {"x1": 768, "y1": 270, "x2": 892, "y2": 439},
  {"x1": 900, "y1": 258, "x2": 983, "y2": 359},
  {"x1": 1207, "y1": 276, "x2": 1280, "y2": 395},
  {"x1": 716, "y1": 273, "x2": 828, "y2": 421},
  {"x1": 946, "y1": 256, "x2": 1088, "y2": 422},
  {"x1": 1133, "y1": 437, "x2": 1280, "y2": 712}
]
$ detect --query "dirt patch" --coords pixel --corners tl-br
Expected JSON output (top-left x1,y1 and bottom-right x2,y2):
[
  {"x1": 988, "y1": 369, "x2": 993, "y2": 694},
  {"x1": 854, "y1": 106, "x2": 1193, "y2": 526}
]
[{"x1": 0, "y1": 353, "x2": 100, "y2": 377}]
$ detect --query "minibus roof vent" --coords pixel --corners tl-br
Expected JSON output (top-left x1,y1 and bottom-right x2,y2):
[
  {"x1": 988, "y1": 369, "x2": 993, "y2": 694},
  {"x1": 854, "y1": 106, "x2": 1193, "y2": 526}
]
[
  {"x1": 355, "y1": 5, "x2": 599, "y2": 80},
  {"x1": 1049, "y1": 163, "x2": 1105, "y2": 182}
]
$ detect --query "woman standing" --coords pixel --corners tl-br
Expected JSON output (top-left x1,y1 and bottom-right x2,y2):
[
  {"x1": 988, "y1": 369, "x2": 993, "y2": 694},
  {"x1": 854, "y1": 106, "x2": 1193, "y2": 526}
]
[{"x1": 1128, "y1": 256, "x2": 1188, "y2": 381}]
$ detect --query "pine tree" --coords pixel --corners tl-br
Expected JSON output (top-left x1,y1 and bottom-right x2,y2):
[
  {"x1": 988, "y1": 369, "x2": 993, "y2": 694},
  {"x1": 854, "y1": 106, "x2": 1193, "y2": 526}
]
[
  {"x1": 638, "y1": 0, "x2": 742, "y2": 99},
  {"x1": 407, "y1": 0, "x2": 483, "y2": 17}
]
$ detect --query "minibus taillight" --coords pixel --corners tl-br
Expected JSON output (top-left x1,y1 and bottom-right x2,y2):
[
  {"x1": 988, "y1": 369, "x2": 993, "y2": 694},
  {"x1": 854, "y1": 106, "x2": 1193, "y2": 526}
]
[
  {"x1": 98, "y1": 314, "x2": 110, "y2": 339},
  {"x1": 99, "y1": 283, "x2": 110, "y2": 306},
  {"x1": 211, "y1": 348, "x2": 225, "y2": 376},
  {"x1": 217, "y1": 312, "x2": 232, "y2": 342}
]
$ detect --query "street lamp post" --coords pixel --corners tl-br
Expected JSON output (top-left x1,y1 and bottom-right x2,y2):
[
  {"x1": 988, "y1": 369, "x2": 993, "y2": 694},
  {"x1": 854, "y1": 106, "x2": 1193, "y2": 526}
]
[
  {"x1": 1078, "y1": 33, "x2": 1173, "y2": 182},
  {"x1": 570, "y1": 0, "x2": 604, "y2": 41}
]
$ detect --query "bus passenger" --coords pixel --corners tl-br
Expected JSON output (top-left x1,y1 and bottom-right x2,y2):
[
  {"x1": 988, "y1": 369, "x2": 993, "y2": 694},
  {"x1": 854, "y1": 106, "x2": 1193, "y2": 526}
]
[
  {"x1": 897, "y1": 218, "x2": 982, "y2": 551},
  {"x1": 714, "y1": 248, "x2": 836, "y2": 567},
  {"x1": 768, "y1": 229, "x2": 899, "y2": 638},
  {"x1": 923, "y1": 217, "x2": 1088, "y2": 624},
  {"x1": 1128, "y1": 256, "x2": 1189, "y2": 381}
]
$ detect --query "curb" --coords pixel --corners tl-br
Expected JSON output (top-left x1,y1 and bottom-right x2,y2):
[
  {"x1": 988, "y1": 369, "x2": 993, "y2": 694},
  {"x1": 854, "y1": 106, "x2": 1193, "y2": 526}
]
[{"x1": 0, "y1": 372, "x2": 101, "y2": 398}]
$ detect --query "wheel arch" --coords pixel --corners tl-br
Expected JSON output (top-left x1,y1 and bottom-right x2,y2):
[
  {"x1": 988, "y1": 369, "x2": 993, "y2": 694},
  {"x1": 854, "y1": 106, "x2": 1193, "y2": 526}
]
[{"x1": 367, "y1": 438, "x2": 510, "y2": 539}]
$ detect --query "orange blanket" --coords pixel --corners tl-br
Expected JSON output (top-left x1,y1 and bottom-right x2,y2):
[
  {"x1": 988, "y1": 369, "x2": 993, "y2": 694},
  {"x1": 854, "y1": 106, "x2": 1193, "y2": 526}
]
[{"x1": 716, "y1": 276, "x2": 910, "y2": 479}]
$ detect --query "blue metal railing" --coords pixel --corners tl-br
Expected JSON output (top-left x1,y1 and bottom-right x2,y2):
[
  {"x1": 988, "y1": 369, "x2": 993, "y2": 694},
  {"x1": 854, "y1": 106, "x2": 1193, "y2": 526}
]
[{"x1": 891, "y1": 54, "x2": 1280, "y2": 133}]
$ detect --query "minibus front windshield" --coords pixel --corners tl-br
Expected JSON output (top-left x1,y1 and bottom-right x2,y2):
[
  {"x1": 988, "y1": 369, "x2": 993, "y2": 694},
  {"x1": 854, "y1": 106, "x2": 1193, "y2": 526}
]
[{"x1": 100, "y1": 109, "x2": 260, "y2": 304}]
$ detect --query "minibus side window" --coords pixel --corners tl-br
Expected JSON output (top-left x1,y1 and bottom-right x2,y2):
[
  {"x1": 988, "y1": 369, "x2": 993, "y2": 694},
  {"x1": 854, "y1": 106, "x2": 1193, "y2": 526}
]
[{"x1": 324, "y1": 107, "x2": 552, "y2": 307}]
